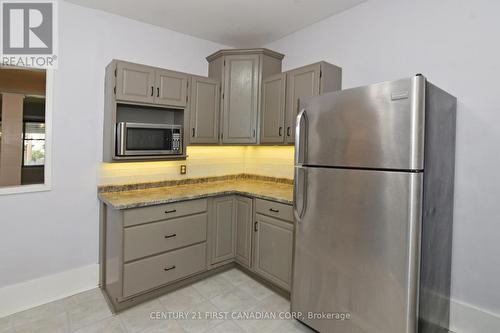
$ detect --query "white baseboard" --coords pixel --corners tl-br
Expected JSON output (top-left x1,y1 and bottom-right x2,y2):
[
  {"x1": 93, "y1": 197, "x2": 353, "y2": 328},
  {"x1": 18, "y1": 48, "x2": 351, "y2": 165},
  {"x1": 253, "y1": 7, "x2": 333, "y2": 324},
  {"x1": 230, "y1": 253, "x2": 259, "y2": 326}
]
[
  {"x1": 0, "y1": 264, "x2": 99, "y2": 318},
  {"x1": 450, "y1": 298, "x2": 500, "y2": 333}
]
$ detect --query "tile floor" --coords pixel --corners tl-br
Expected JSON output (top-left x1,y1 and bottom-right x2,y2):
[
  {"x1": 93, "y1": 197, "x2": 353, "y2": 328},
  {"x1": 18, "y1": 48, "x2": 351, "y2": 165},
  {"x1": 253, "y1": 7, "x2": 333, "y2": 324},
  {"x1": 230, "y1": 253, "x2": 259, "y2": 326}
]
[{"x1": 0, "y1": 268, "x2": 313, "y2": 333}]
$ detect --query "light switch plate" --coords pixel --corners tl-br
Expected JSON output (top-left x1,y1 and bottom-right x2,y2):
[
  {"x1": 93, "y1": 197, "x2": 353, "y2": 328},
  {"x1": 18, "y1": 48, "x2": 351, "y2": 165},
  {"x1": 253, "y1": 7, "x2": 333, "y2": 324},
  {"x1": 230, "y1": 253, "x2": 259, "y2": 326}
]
[{"x1": 180, "y1": 165, "x2": 187, "y2": 175}]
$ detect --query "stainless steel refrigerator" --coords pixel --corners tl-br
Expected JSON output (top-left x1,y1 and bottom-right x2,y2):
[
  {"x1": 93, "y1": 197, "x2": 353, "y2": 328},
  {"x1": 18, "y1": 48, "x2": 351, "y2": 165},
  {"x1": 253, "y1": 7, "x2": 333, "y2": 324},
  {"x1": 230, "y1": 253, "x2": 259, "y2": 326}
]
[{"x1": 291, "y1": 74, "x2": 456, "y2": 333}]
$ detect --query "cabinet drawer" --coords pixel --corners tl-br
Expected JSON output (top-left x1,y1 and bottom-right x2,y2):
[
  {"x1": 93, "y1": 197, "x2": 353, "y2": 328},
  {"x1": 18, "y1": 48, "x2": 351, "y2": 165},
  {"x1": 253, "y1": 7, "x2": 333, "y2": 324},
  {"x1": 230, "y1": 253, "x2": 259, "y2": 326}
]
[
  {"x1": 255, "y1": 198, "x2": 293, "y2": 222},
  {"x1": 123, "y1": 243, "x2": 206, "y2": 297},
  {"x1": 123, "y1": 199, "x2": 208, "y2": 227},
  {"x1": 124, "y1": 213, "x2": 207, "y2": 262}
]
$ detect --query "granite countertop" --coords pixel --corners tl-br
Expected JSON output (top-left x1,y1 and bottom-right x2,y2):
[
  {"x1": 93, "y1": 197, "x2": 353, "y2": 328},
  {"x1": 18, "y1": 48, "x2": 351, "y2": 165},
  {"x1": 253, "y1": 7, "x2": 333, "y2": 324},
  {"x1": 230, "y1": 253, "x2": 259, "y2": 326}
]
[{"x1": 98, "y1": 176, "x2": 294, "y2": 210}]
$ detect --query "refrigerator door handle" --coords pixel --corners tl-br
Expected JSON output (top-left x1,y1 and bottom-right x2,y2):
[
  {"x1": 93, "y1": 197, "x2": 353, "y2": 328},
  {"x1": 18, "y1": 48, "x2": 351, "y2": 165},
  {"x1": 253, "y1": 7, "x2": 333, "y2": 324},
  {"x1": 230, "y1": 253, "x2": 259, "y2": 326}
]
[
  {"x1": 295, "y1": 109, "x2": 308, "y2": 165},
  {"x1": 293, "y1": 167, "x2": 307, "y2": 222}
]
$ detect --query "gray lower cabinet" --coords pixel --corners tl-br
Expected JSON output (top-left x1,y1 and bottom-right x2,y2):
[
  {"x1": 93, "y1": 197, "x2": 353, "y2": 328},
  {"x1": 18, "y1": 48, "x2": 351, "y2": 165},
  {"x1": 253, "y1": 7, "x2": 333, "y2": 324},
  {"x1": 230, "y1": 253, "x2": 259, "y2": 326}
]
[
  {"x1": 252, "y1": 199, "x2": 294, "y2": 291},
  {"x1": 101, "y1": 194, "x2": 293, "y2": 312},
  {"x1": 253, "y1": 214, "x2": 294, "y2": 291},
  {"x1": 123, "y1": 243, "x2": 206, "y2": 297},
  {"x1": 102, "y1": 198, "x2": 209, "y2": 308},
  {"x1": 209, "y1": 196, "x2": 236, "y2": 265},
  {"x1": 189, "y1": 75, "x2": 220, "y2": 144},
  {"x1": 234, "y1": 196, "x2": 253, "y2": 267}
]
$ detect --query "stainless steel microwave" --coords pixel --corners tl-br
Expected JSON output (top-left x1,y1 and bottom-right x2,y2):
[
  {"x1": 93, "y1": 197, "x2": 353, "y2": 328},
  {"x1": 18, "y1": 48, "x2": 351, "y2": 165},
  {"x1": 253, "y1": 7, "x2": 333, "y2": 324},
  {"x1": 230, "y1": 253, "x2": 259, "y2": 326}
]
[{"x1": 116, "y1": 122, "x2": 183, "y2": 156}]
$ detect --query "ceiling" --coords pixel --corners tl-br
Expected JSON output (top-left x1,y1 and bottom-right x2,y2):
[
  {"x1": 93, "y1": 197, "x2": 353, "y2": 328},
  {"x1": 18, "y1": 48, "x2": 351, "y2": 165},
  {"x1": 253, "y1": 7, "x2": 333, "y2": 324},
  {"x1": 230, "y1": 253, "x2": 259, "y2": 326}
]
[{"x1": 65, "y1": 0, "x2": 366, "y2": 47}]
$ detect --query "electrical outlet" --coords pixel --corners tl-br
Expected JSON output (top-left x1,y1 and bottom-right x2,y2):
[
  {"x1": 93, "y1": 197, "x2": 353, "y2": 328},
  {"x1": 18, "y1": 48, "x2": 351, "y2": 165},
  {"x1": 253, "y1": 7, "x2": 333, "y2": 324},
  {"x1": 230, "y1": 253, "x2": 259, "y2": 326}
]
[{"x1": 180, "y1": 165, "x2": 187, "y2": 175}]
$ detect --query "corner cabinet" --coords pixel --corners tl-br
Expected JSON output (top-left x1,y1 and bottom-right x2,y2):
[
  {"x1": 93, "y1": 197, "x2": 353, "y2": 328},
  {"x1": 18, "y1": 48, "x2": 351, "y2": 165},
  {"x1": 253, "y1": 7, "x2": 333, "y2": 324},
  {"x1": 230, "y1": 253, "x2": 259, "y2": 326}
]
[
  {"x1": 189, "y1": 75, "x2": 220, "y2": 144},
  {"x1": 206, "y1": 49, "x2": 284, "y2": 144},
  {"x1": 209, "y1": 196, "x2": 236, "y2": 265},
  {"x1": 260, "y1": 61, "x2": 342, "y2": 144},
  {"x1": 234, "y1": 196, "x2": 253, "y2": 268}
]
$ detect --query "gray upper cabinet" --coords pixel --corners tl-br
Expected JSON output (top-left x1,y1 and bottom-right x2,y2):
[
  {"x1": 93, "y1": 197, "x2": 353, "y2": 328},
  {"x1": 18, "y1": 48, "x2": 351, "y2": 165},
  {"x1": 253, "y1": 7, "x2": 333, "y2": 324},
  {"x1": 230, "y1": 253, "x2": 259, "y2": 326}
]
[
  {"x1": 260, "y1": 73, "x2": 286, "y2": 143},
  {"x1": 155, "y1": 69, "x2": 188, "y2": 107},
  {"x1": 284, "y1": 62, "x2": 342, "y2": 144},
  {"x1": 209, "y1": 196, "x2": 236, "y2": 265},
  {"x1": 189, "y1": 76, "x2": 220, "y2": 144},
  {"x1": 253, "y1": 213, "x2": 294, "y2": 291},
  {"x1": 115, "y1": 61, "x2": 188, "y2": 108},
  {"x1": 234, "y1": 196, "x2": 253, "y2": 268},
  {"x1": 207, "y1": 48, "x2": 284, "y2": 145},
  {"x1": 116, "y1": 61, "x2": 155, "y2": 104},
  {"x1": 222, "y1": 54, "x2": 260, "y2": 144}
]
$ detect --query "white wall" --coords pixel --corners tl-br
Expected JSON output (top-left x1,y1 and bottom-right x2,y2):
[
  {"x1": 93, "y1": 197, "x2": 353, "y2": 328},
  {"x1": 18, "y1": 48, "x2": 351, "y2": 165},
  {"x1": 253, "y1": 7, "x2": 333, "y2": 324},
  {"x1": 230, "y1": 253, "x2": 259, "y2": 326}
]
[
  {"x1": 0, "y1": 1, "x2": 226, "y2": 289},
  {"x1": 98, "y1": 146, "x2": 294, "y2": 186},
  {"x1": 265, "y1": 0, "x2": 500, "y2": 330}
]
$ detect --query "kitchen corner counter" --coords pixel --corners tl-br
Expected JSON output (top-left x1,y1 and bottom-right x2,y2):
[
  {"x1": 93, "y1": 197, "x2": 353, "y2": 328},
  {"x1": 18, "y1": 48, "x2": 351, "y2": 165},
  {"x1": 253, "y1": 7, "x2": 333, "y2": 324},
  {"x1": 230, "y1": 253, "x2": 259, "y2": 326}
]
[{"x1": 98, "y1": 175, "x2": 293, "y2": 209}]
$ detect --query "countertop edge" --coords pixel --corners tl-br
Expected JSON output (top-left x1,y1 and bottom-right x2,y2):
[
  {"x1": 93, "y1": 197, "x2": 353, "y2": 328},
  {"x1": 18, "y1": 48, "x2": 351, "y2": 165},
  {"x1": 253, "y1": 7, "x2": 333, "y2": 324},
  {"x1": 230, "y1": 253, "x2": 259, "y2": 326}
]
[{"x1": 98, "y1": 190, "x2": 293, "y2": 210}]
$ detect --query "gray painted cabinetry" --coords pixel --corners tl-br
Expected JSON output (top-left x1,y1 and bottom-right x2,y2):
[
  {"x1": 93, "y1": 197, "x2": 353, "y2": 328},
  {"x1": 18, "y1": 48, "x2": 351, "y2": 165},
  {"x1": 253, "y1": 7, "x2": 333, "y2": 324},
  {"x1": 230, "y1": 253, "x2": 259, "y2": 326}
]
[
  {"x1": 253, "y1": 199, "x2": 294, "y2": 291},
  {"x1": 115, "y1": 61, "x2": 188, "y2": 107},
  {"x1": 235, "y1": 196, "x2": 253, "y2": 268},
  {"x1": 260, "y1": 73, "x2": 287, "y2": 143},
  {"x1": 205, "y1": 48, "x2": 284, "y2": 144},
  {"x1": 101, "y1": 194, "x2": 293, "y2": 312},
  {"x1": 209, "y1": 196, "x2": 237, "y2": 264},
  {"x1": 260, "y1": 61, "x2": 342, "y2": 144},
  {"x1": 103, "y1": 60, "x2": 191, "y2": 162},
  {"x1": 189, "y1": 75, "x2": 220, "y2": 144}
]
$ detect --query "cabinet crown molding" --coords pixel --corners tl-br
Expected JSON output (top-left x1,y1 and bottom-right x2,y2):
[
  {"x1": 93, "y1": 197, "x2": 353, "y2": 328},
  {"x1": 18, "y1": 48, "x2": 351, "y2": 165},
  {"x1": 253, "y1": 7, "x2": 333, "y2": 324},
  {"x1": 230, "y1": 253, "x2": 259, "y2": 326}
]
[{"x1": 206, "y1": 48, "x2": 285, "y2": 61}]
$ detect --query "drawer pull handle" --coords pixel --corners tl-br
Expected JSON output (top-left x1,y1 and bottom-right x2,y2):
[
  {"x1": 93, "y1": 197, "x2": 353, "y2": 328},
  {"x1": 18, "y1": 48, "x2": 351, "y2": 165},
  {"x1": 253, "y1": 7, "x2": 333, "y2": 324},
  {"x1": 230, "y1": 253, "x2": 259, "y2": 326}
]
[
  {"x1": 165, "y1": 209, "x2": 177, "y2": 214},
  {"x1": 164, "y1": 265, "x2": 176, "y2": 271},
  {"x1": 164, "y1": 233, "x2": 177, "y2": 239},
  {"x1": 269, "y1": 208, "x2": 280, "y2": 213}
]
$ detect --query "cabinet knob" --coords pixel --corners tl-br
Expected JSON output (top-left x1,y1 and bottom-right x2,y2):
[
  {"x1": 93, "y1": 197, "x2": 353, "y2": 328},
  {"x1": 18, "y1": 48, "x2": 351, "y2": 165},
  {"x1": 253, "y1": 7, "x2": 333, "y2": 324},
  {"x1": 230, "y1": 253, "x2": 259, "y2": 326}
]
[
  {"x1": 254, "y1": 221, "x2": 258, "y2": 232},
  {"x1": 279, "y1": 127, "x2": 283, "y2": 137},
  {"x1": 287, "y1": 127, "x2": 291, "y2": 137},
  {"x1": 164, "y1": 265, "x2": 176, "y2": 271},
  {"x1": 165, "y1": 209, "x2": 177, "y2": 214},
  {"x1": 269, "y1": 208, "x2": 279, "y2": 213},
  {"x1": 164, "y1": 233, "x2": 177, "y2": 239},
  {"x1": 157, "y1": 87, "x2": 160, "y2": 98},
  {"x1": 151, "y1": 86, "x2": 154, "y2": 97},
  {"x1": 192, "y1": 128, "x2": 195, "y2": 137}
]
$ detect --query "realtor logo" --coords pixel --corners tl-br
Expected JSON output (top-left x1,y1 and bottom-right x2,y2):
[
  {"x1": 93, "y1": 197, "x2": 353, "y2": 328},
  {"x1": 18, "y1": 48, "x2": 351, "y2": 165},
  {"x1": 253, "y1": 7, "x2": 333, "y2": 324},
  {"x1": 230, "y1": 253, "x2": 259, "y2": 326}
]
[{"x1": 1, "y1": 0, "x2": 57, "y2": 68}]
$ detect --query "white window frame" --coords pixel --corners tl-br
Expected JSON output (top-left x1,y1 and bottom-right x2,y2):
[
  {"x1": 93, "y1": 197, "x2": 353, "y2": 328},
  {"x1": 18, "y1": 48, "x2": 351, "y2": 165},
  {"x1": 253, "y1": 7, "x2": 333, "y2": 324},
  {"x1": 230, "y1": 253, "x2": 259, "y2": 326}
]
[{"x1": 0, "y1": 69, "x2": 53, "y2": 195}]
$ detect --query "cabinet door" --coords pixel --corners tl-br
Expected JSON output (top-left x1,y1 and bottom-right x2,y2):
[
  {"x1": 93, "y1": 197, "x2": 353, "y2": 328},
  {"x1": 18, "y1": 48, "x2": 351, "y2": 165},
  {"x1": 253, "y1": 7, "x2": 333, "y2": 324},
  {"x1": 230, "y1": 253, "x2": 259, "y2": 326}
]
[
  {"x1": 260, "y1": 73, "x2": 286, "y2": 143},
  {"x1": 155, "y1": 69, "x2": 188, "y2": 107},
  {"x1": 189, "y1": 76, "x2": 220, "y2": 144},
  {"x1": 234, "y1": 196, "x2": 253, "y2": 268},
  {"x1": 285, "y1": 63, "x2": 321, "y2": 144},
  {"x1": 210, "y1": 196, "x2": 236, "y2": 264},
  {"x1": 116, "y1": 62, "x2": 155, "y2": 104},
  {"x1": 222, "y1": 54, "x2": 259, "y2": 144},
  {"x1": 253, "y1": 214, "x2": 294, "y2": 291}
]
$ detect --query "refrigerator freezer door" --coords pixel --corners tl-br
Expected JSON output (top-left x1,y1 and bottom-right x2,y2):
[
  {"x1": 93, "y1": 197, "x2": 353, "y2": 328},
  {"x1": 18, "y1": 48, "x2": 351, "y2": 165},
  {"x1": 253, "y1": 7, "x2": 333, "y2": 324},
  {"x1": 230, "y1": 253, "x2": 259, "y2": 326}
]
[
  {"x1": 296, "y1": 76, "x2": 425, "y2": 171},
  {"x1": 292, "y1": 166, "x2": 423, "y2": 333}
]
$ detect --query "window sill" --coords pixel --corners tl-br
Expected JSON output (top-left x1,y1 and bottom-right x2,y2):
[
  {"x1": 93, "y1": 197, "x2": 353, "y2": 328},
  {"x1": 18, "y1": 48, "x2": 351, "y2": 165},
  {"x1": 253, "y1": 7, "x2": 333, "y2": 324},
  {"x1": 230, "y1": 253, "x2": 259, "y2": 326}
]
[{"x1": 0, "y1": 183, "x2": 51, "y2": 196}]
